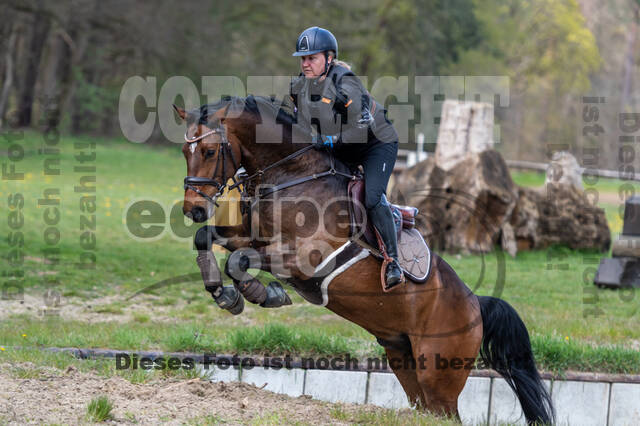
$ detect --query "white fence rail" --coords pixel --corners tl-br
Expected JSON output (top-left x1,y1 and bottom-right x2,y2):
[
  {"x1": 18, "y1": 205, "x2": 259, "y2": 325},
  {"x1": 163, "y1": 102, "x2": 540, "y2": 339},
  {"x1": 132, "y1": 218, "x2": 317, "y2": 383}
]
[{"x1": 395, "y1": 135, "x2": 640, "y2": 182}]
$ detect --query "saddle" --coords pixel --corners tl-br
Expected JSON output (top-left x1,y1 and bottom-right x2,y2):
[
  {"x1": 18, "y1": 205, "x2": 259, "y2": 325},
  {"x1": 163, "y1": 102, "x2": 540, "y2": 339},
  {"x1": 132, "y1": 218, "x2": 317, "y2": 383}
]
[{"x1": 347, "y1": 178, "x2": 432, "y2": 288}]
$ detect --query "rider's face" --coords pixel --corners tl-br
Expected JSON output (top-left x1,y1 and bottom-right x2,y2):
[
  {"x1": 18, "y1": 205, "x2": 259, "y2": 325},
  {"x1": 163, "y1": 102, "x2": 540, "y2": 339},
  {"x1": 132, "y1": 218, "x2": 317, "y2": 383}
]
[{"x1": 300, "y1": 52, "x2": 330, "y2": 78}]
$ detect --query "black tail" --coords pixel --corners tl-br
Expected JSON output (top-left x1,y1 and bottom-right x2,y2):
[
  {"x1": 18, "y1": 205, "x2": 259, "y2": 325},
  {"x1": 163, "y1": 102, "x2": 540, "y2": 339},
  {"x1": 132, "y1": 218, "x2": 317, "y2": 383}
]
[{"x1": 478, "y1": 296, "x2": 554, "y2": 425}]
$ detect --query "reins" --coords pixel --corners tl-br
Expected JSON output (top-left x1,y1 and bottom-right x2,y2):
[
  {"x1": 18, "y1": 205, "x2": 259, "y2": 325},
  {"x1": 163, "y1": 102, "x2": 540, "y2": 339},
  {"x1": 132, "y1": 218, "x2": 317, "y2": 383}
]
[
  {"x1": 185, "y1": 123, "x2": 357, "y2": 207},
  {"x1": 246, "y1": 149, "x2": 356, "y2": 198}
]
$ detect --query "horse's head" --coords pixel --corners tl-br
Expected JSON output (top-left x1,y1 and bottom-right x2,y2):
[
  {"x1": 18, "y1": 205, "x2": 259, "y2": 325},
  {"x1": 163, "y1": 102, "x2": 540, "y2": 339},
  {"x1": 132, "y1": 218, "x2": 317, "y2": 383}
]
[{"x1": 174, "y1": 104, "x2": 242, "y2": 223}]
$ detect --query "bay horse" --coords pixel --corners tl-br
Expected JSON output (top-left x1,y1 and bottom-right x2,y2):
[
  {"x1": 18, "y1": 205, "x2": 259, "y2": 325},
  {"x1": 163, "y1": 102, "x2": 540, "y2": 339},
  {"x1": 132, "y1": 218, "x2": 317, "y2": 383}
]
[{"x1": 175, "y1": 96, "x2": 553, "y2": 424}]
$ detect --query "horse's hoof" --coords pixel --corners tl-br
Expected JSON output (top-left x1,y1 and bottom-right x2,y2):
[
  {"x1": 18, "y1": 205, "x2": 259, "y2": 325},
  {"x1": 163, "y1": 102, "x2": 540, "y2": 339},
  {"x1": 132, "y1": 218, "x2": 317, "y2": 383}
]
[
  {"x1": 260, "y1": 281, "x2": 292, "y2": 308},
  {"x1": 212, "y1": 285, "x2": 245, "y2": 315}
]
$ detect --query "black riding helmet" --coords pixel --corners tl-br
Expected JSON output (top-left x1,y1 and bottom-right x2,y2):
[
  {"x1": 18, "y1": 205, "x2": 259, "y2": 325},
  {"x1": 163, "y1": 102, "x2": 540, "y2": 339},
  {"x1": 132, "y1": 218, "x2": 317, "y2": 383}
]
[
  {"x1": 293, "y1": 27, "x2": 338, "y2": 77},
  {"x1": 293, "y1": 26, "x2": 338, "y2": 58}
]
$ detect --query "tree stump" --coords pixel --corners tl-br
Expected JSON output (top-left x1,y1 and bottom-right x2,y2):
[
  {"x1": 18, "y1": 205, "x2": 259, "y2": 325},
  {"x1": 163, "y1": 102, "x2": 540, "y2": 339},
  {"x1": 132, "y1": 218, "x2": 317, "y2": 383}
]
[
  {"x1": 392, "y1": 98, "x2": 610, "y2": 255},
  {"x1": 393, "y1": 150, "x2": 517, "y2": 253},
  {"x1": 509, "y1": 184, "x2": 610, "y2": 252},
  {"x1": 545, "y1": 151, "x2": 583, "y2": 190}
]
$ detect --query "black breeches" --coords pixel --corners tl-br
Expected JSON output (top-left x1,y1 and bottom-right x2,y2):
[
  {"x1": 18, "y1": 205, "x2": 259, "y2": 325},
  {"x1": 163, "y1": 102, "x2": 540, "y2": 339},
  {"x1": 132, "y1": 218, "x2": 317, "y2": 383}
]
[{"x1": 361, "y1": 142, "x2": 398, "y2": 210}]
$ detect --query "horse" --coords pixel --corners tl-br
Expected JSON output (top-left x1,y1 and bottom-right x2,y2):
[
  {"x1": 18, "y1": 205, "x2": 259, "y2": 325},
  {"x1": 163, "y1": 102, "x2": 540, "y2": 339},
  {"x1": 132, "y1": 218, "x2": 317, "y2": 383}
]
[{"x1": 174, "y1": 96, "x2": 554, "y2": 424}]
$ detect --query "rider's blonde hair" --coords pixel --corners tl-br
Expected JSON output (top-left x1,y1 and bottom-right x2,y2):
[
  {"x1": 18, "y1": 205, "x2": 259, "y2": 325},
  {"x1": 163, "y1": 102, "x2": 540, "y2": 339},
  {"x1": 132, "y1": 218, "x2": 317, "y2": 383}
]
[
  {"x1": 332, "y1": 59, "x2": 352, "y2": 70},
  {"x1": 327, "y1": 51, "x2": 352, "y2": 71}
]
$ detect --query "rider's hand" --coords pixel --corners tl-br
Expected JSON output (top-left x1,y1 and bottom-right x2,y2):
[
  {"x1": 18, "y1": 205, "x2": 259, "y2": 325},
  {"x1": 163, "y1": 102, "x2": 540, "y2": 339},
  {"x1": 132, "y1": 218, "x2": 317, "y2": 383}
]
[
  {"x1": 356, "y1": 94, "x2": 375, "y2": 130},
  {"x1": 356, "y1": 110, "x2": 374, "y2": 129},
  {"x1": 312, "y1": 134, "x2": 338, "y2": 150}
]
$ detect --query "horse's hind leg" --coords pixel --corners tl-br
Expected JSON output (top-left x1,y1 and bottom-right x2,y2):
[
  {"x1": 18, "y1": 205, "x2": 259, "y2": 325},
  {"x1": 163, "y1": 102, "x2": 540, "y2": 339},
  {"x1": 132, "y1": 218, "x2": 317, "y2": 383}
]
[
  {"x1": 384, "y1": 347, "x2": 423, "y2": 408},
  {"x1": 405, "y1": 255, "x2": 484, "y2": 417},
  {"x1": 376, "y1": 335, "x2": 423, "y2": 408},
  {"x1": 410, "y1": 336, "x2": 482, "y2": 419}
]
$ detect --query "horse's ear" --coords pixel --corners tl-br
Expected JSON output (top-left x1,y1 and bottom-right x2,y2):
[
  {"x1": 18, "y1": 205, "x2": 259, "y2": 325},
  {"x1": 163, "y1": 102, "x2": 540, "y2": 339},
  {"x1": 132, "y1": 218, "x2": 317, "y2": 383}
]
[{"x1": 173, "y1": 104, "x2": 186, "y2": 121}]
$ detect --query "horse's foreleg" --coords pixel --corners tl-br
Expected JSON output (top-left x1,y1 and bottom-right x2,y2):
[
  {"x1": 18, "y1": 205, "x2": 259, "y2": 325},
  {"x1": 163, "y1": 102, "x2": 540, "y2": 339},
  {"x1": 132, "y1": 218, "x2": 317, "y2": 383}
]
[
  {"x1": 193, "y1": 225, "x2": 253, "y2": 314},
  {"x1": 194, "y1": 225, "x2": 252, "y2": 287},
  {"x1": 220, "y1": 243, "x2": 293, "y2": 308},
  {"x1": 194, "y1": 224, "x2": 252, "y2": 253}
]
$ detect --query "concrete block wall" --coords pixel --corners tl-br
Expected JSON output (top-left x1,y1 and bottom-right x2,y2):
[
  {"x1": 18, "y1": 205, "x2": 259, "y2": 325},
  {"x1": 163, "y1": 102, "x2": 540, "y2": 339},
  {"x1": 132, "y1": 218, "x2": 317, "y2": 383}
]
[
  {"x1": 553, "y1": 381, "x2": 610, "y2": 426},
  {"x1": 201, "y1": 365, "x2": 640, "y2": 425},
  {"x1": 304, "y1": 369, "x2": 368, "y2": 404}
]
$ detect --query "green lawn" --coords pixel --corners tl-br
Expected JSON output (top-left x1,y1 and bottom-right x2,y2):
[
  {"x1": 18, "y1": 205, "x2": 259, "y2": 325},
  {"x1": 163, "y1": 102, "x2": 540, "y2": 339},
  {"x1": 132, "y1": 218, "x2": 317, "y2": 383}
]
[
  {"x1": 1, "y1": 131, "x2": 639, "y2": 373},
  {"x1": 1, "y1": 130, "x2": 197, "y2": 295},
  {"x1": 511, "y1": 168, "x2": 637, "y2": 196}
]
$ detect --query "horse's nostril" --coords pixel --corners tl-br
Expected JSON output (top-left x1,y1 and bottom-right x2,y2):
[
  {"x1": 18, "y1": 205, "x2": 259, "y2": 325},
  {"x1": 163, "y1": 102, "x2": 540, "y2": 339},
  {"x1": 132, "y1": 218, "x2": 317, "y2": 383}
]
[
  {"x1": 191, "y1": 206, "x2": 207, "y2": 223},
  {"x1": 184, "y1": 210, "x2": 194, "y2": 220}
]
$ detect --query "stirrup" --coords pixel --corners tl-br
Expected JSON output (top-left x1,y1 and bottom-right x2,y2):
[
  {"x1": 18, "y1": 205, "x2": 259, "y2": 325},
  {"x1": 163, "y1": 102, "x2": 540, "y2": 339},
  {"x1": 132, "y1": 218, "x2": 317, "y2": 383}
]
[
  {"x1": 374, "y1": 228, "x2": 405, "y2": 292},
  {"x1": 383, "y1": 259, "x2": 405, "y2": 292}
]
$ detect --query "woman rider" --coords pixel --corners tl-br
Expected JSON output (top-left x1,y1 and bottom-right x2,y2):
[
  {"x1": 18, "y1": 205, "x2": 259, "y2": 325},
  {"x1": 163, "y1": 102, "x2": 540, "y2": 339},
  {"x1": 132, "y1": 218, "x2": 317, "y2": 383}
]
[{"x1": 290, "y1": 26, "x2": 404, "y2": 288}]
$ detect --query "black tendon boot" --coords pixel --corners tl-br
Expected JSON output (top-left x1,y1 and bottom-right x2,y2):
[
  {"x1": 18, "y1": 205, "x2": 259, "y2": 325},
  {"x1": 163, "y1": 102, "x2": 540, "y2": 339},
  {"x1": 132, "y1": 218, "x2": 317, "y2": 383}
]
[
  {"x1": 369, "y1": 201, "x2": 404, "y2": 289},
  {"x1": 234, "y1": 279, "x2": 292, "y2": 308},
  {"x1": 226, "y1": 249, "x2": 292, "y2": 308},
  {"x1": 196, "y1": 250, "x2": 244, "y2": 315}
]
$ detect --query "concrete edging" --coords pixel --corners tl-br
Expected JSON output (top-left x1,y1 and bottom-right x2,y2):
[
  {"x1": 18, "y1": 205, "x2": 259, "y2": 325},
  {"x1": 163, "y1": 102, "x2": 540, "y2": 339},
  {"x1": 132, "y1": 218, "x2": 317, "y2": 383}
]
[{"x1": 30, "y1": 346, "x2": 640, "y2": 384}]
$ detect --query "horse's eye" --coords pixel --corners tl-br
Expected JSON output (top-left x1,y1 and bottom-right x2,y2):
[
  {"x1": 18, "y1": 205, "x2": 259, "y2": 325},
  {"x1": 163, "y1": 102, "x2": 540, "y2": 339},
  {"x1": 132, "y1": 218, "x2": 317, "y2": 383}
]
[{"x1": 205, "y1": 149, "x2": 216, "y2": 158}]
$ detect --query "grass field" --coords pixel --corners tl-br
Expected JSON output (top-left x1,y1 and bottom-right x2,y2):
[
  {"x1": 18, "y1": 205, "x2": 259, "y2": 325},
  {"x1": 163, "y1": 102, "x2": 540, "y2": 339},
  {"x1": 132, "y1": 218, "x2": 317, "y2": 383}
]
[{"x1": 1, "y1": 130, "x2": 639, "y2": 374}]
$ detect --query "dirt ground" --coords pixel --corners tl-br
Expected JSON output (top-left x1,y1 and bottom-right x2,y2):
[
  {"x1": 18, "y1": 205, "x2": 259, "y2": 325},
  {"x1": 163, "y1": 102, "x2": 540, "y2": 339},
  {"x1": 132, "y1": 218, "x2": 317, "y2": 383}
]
[
  {"x1": 0, "y1": 362, "x2": 388, "y2": 425},
  {"x1": 0, "y1": 291, "x2": 212, "y2": 324}
]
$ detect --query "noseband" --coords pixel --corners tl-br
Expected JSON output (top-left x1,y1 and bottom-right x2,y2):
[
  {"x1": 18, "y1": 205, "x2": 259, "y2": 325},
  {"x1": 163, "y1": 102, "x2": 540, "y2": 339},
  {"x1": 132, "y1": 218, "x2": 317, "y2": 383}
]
[{"x1": 183, "y1": 126, "x2": 240, "y2": 207}]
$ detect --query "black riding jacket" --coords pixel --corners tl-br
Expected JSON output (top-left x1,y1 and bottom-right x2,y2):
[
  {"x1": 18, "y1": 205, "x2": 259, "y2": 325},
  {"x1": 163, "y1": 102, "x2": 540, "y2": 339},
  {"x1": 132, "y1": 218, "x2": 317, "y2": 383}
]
[{"x1": 289, "y1": 64, "x2": 397, "y2": 158}]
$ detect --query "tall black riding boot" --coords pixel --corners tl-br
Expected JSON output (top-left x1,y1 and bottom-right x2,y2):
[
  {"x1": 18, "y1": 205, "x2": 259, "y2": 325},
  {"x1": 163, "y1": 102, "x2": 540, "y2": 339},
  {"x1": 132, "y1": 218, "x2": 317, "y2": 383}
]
[{"x1": 369, "y1": 201, "x2": 404, "y2": 288}]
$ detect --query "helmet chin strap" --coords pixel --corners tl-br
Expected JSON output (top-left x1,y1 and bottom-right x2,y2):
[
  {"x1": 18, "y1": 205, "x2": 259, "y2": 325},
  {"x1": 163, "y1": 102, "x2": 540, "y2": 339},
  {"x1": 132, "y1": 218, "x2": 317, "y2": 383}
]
[{"x1": 321, "y1": 52, "x2": 332, "y2": 78}]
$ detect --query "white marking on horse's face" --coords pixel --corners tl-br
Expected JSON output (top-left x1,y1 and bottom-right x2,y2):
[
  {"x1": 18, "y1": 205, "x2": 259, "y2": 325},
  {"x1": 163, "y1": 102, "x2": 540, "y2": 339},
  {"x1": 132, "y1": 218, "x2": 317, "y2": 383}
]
[{"x1": 189, "y1": 142, "x2": 197, "y2": 154}]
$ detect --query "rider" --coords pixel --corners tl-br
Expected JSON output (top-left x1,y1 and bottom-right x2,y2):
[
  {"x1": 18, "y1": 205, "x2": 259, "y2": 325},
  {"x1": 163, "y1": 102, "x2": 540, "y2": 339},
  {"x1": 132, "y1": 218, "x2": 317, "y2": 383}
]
[{"x1": 290, "y1": 26, "x2": 404, "y2": 287}]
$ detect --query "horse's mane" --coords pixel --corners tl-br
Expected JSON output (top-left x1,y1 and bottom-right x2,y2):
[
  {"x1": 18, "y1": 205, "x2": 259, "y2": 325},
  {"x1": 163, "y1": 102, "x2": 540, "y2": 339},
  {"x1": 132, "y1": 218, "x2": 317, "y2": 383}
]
[
  {"x1": 191, "y1": 95, "x2": 296, "y2": 128},
  {"x1": 189, "y1": 95, "x2": 351, "y2": 195}
]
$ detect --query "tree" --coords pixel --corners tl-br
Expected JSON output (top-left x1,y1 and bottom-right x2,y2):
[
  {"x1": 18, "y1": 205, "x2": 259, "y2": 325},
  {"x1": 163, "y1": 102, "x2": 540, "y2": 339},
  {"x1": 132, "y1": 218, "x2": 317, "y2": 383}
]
[{"x1": 447, "y1": 0, "x2": 602, "y2": 161}]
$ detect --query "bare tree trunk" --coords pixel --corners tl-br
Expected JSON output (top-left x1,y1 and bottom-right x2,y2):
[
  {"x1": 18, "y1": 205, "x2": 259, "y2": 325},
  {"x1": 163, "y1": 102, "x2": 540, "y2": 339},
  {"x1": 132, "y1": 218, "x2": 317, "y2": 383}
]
[
  {"x1": 70, "y1": 32, "x2": 100, "y2": 135},
  {"x1": 46, "y1": 12, "x2": 91, "y2": 131},
  {"x1": 16, "y1": 4, "x2": 51, "y2": 127},
  {"x1": 44, "y1": 29, "x2": 69, "y2": 129},
  {"x1": 621, "y1": 5, "x2": 639, "y2": 111},
  {"x1": 0, "y1": 24, "x2": 20, "y2": 128}
]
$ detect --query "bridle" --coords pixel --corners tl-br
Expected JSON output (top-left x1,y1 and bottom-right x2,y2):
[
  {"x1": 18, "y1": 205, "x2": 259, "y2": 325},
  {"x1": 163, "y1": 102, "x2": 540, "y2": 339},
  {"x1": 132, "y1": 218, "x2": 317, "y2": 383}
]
[
  {"x1": 183, "y1": 125, "x2": 241, "y2": 207},
  {"x1": 184, "y1": 123, "x2": 356, "y2": 208}
]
